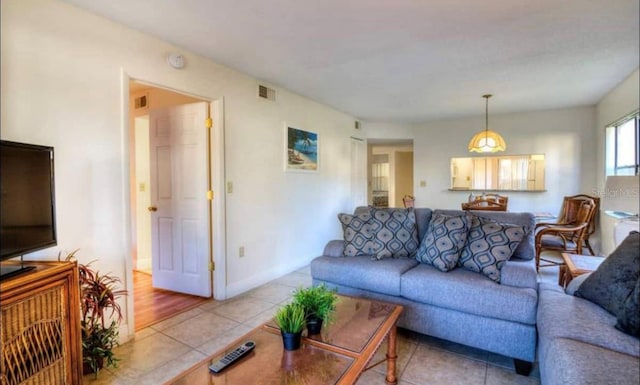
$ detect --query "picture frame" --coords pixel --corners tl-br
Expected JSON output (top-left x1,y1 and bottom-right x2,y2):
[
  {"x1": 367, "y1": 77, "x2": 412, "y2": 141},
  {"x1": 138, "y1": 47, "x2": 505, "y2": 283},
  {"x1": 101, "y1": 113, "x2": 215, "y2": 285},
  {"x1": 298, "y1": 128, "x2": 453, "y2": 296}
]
[{"x1": 285, "y1": 125, "x2": 319, "y2": 172}]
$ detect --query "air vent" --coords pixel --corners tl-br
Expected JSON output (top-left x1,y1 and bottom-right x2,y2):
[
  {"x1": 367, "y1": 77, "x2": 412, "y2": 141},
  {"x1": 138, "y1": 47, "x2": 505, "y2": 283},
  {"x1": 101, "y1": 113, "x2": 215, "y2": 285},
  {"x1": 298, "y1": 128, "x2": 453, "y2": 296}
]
[
  {"x1": 258, "y1": 84, "x2": 276, "y2": 101},
  {"x1": 134, "y1": 94, "x2": 148, "y2": 110}
]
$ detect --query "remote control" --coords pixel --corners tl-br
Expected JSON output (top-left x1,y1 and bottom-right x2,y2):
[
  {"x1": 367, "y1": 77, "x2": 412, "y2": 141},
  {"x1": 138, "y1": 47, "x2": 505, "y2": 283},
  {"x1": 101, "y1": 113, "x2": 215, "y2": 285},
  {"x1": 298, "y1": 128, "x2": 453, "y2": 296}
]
[{"x1": 208, "y1": 341, "x2": 256, "y2": 374}]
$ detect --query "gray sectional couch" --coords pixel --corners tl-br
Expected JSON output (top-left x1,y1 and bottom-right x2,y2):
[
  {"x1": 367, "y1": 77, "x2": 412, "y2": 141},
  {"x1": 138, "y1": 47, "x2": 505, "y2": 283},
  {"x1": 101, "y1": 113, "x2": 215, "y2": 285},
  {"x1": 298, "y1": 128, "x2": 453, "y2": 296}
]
[
  {"x1": 537, "y1": 279, "x2": 640, "y2": 385},
  {"x1": 310, "y1": 207, "x2": 538, "y2": 375}
]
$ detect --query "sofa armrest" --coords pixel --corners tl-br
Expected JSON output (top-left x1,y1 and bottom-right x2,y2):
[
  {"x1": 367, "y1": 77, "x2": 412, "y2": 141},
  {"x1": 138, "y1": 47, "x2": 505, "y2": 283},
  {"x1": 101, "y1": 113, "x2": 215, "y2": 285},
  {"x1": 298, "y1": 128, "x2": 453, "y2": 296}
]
[
  {"x1": 500, "y1": 257, "x2": 538, "y2": 289},
  {"x1": 323, "y1": 240, "x2": 345, "y2": 257}
]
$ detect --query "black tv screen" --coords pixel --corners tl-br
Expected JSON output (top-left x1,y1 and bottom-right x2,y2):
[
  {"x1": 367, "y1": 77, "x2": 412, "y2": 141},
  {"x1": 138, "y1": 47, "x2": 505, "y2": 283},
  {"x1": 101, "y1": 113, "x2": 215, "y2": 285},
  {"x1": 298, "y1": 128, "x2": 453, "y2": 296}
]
[{"x1": 0, "y1": 140, "x2": 57, "y2": 261}]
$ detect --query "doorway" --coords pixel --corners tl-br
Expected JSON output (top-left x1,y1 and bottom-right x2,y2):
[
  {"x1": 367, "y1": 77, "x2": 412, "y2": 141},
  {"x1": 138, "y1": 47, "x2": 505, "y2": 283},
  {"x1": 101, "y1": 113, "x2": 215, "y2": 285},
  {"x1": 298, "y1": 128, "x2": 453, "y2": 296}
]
[
  {"x1": 129, "y1": 81, "x2": 212, "y2": 330},
  {"x1": 367, "y1": 140, "x2": 414, "y2": 208}
]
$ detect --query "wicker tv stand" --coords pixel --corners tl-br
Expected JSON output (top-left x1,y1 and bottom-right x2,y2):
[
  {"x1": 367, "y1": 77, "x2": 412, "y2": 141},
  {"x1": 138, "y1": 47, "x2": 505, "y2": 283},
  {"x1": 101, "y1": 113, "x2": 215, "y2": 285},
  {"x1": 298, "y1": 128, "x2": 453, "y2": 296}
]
[{"x1": 0, "y1": 261, "x2": 83, "y2": 385}]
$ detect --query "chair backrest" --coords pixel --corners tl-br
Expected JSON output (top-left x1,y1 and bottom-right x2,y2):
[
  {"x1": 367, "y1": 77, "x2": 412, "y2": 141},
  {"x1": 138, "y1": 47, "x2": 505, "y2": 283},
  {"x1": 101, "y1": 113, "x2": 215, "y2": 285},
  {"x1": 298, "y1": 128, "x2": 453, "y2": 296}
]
[
  {"x1": 573, "y1": 199, "x2": 598, "y2": 240},
  {"x1": 558, "y1": 194, "x2": 600, "y2": 236},
  {"x1": 403, "y1": 195, "x2": 415, "y2": 208},
  {"x1": 461, "y1": 193, "x2": 508, "y2": 211}
]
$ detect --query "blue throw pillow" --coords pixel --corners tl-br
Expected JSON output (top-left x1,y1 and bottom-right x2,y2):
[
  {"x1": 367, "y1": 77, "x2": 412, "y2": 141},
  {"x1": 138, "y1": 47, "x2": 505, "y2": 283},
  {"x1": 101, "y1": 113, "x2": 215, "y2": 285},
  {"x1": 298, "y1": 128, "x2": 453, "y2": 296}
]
[
  {"x1": 416, "y1": 212, "x2": 472, "y2": 272},
  {"x1": 338, "y1": 212, "x2": 374, "y2": 256},
  {"x1": 575, "y1": 231, "x2": 640, "y2": 336},
  {"x1": 459, "y1": 215, "x2": 527, "y2": 283},
  {"x1": 369, "y1": 207, "x2": 419, "y2": 260}
]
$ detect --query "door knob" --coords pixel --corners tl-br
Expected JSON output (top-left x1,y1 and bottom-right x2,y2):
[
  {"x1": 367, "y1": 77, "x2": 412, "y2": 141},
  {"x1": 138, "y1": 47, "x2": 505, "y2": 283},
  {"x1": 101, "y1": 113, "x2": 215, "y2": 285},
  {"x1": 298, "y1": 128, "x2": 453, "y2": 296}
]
[{"x1": 148, "y1": 206, "x2": 158, "y2": 212}]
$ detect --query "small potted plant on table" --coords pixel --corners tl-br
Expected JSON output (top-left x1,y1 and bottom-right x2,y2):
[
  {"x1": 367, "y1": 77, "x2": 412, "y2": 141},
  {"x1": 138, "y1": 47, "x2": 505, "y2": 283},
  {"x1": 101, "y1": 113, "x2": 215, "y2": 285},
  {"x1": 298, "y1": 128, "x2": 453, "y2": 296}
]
[
  {"x1": 274, "y1": 302, "x2": 306, "y2": 351},
  {"x1": 293, "y1": 284, "x2": 338, "y2": 335}
]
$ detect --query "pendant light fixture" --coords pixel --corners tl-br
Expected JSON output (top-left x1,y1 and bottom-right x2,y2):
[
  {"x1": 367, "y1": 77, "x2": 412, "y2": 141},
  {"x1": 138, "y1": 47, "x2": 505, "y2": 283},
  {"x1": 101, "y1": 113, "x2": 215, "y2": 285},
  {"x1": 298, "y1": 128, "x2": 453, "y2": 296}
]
[{"x1": 468, "y1": 94, "x2": 506, "y2": 153}]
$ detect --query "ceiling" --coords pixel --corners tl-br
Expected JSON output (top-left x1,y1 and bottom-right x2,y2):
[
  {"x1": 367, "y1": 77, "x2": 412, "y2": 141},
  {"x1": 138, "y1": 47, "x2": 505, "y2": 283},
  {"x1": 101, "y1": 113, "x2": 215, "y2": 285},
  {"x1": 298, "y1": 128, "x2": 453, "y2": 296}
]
[{"x1": 62, "y1": 0, "x2": 639, "y2": 124}]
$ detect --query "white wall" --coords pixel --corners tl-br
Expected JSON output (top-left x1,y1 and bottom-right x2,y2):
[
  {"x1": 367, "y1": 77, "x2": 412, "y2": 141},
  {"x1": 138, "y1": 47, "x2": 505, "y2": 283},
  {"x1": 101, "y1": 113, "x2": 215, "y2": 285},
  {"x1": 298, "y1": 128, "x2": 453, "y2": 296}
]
[
  {"x1": 367, "y1": 106, "x2": 599, "y2": 215},
  {"x1": 1, "y1": 0, "x2": 358, "y2": 339},
  {"x1": 595, "y1": 69, "x2": 639, "y2": 255}
]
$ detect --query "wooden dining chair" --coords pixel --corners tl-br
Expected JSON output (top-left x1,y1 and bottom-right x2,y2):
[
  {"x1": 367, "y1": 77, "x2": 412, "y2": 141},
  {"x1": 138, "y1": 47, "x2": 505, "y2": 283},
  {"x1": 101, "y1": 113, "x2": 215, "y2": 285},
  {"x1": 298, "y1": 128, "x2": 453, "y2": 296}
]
[
  {"x1": 402, "y1": 195, "x2": 415, "y2": 208},
  {"x1": 535, "y1": 198, "x2": 597, "y2": 271},
  {"x1": 461, "y1": 193, "x2": 508, "y2": 211}
]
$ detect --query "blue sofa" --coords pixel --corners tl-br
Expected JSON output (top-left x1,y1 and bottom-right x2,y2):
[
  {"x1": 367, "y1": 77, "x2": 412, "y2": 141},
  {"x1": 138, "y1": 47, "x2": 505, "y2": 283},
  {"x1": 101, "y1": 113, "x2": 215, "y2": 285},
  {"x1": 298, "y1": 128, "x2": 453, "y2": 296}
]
[
  {"x1": 537, "y1": 274, "x2": 640, "y2": 384},
  {"x1": 310, "y1": 207, "x2": 538, "y2": 375}
]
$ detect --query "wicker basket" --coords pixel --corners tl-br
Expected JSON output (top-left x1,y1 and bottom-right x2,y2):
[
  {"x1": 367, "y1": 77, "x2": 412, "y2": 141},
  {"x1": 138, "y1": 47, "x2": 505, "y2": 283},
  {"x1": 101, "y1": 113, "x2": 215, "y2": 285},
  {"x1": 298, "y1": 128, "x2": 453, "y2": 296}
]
[{"x1": 1, "y1": 286, "x2": 67, "y2": 385}]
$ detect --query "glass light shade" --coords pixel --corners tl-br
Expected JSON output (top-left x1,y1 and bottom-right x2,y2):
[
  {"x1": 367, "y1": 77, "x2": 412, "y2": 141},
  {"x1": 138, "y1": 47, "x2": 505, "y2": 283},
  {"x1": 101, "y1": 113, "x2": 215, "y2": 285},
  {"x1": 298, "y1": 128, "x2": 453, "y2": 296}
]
[{"x1": 468, "y1": 130, "x2": 507, "y2": 153}]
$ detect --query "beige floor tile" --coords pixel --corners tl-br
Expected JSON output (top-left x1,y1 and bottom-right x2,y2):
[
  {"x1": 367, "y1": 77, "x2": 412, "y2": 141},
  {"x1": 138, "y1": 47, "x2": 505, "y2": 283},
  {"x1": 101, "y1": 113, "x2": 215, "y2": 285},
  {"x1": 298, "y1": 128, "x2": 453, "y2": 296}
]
[
  {"x1": 485, "y1": 364, "x2": 541, "y2": 385},
  {"x1": 402, "y1": 344, "x2": 487, "y2": 385},
  {"x1": 213, "y1": 295, "x2": 278, "y2": 323},
  {"x1": 355, "y1": 369, "x2": 392, "y2": 385},
  {"x1": 296, "y1": 265, "x2": 312, "y2": 275},
  {"x1": 196, "y1": 298, "x2": 225, "y2": 312},
  {"x1": 195, "y1": 323, "x2": 255, "y2": 356},
  {"x1": 417, "y1": 333, "x2": 489, "y2": 362},
  {"x1": 82, "y1": 368, "x2": 136, "y2": 385},
  {"x1": 246, "y1": 283, "x2": 295, "y2": 304},
  {"x1": 133, "y1": 326, "x2": 158, "y2": 340},
  {"x1": 132, "y1": 349, "x2": 207, "y2": 385},
  {"x1": 161, "y1": 311, "x2": 241, "y2": 348},
  {"x1": 109, "y1": 332, "x2": 193, "y2": 378},
  {"x1": 273, "y1": 271, "x2": 313, "y2": 288},
  {"x1": 149, "y1": 306, "x2": 205, "y2": 331},
  {"x1": 242, "y1": 304, "x2": 279, "y2": 328},
  {"x1": 369, "y1": 331, "x2": 418, "y2": 376}
]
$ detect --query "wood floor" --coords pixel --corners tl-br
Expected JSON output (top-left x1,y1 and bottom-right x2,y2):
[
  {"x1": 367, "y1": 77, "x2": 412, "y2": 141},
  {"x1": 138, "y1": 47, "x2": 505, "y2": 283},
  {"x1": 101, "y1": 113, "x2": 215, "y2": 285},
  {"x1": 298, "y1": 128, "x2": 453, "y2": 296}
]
[{"x1": 133, "y1": 270, "x2": 209, "y2": 331}]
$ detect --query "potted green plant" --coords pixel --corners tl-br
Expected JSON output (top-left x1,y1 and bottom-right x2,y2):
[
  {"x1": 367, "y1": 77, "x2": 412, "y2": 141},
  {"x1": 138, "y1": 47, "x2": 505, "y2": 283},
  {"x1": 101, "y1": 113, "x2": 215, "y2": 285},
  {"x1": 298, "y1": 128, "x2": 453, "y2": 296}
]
[
  {"x1": 292, "y1": 284, "x2": 338, "y2": 335},
  {"x1": 63, "y1": 251, "x2": 127, "y2": 376},
  {"x1": 274, "y1": 302, "x2": 306, "y2": 351}
]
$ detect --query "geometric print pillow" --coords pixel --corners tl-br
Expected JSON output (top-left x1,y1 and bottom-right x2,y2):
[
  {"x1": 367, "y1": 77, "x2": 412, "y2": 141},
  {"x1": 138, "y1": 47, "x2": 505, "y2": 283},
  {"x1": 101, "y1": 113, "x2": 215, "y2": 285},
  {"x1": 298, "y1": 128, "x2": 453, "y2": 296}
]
[
  {"x1": 368, "y1": 207, "x2": 419, "y2": 260},
  {"x1": 459, "y1": 215, "x2": 528, "y2": 283},
  {"x1": 415, "y1": 212, "x2": 472, "y2": 272},
  {"x1": 338, "y1": 212, "x2": 375, "y2": 256}
]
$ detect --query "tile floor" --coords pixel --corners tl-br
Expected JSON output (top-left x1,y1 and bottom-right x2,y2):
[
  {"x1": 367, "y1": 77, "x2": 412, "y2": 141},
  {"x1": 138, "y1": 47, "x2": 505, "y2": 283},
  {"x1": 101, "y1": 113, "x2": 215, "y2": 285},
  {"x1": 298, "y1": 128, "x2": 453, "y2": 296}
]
[{"x1": 85, "y1": 259, "x2": 561, "y2": 385}]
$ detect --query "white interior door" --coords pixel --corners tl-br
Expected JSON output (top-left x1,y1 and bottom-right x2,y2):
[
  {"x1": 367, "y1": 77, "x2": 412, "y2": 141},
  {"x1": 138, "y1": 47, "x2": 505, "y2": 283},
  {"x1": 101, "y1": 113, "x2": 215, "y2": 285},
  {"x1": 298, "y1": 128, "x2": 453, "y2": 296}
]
[{"x1": 149, "y1": 102, "x2": 212, "y2": 297}]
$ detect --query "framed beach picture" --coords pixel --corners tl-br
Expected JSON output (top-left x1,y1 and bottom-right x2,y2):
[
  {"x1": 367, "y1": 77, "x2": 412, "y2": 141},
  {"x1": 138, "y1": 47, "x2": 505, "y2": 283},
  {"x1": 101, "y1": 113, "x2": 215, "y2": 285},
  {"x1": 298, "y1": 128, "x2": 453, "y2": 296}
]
[{"x1": 285, "y1": 125, "x2": 319, "y2": 172}]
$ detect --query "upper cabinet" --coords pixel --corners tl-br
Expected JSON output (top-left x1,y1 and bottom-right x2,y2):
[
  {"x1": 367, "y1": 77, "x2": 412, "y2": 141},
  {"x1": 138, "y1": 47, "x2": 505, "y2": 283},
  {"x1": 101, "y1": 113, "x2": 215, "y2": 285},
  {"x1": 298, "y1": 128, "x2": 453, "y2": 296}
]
[{"x1": 450, "y1": 154, "x2": 545, "y2": 191}]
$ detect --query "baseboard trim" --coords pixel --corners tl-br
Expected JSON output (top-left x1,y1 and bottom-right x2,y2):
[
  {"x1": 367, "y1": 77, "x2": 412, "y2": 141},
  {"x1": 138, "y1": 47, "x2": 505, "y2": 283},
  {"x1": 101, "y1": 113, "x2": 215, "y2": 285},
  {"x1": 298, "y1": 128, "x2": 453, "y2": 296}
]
[{"x1": 224, "y1": 257, "x2": 313, "y2": 299}]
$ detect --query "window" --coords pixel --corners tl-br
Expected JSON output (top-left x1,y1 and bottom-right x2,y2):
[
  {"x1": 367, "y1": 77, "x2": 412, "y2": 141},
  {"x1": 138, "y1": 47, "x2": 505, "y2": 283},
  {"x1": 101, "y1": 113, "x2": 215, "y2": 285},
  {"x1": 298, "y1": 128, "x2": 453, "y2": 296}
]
[
  {"x1": 606, "y1": 112, "x2": 639, "y2": 176},
  {"x1": 450, "y1": 154, "x2": 545, "y2": 191}
]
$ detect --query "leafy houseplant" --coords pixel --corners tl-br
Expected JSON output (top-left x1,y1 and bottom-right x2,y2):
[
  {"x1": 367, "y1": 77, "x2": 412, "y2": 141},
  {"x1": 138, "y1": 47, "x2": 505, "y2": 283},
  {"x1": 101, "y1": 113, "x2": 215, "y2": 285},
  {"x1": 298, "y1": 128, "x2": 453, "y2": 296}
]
[
  {"x1": 292, "y1": 284, "x2": 338, "y2": 334},
  {"x1": 274, "y1": 302, "x2": 306, "y2": 351},
  {"x1": 63, "y1": 251, "x2": 127, "y2": 376}
]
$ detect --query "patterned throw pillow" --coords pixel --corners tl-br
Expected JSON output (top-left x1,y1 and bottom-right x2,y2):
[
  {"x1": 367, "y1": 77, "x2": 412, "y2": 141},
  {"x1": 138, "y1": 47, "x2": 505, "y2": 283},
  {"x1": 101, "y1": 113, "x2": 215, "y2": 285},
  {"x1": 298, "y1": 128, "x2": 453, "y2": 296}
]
[
  {"x1": 338, "y1": 212, "x2": 374, "y2": 256},
  {"x1": 416, "y1": 212, "x2": 472, "y2": 272},
  {"x1": 459, "y1": 215, "x2": 528, "y2": 283},
  {"x1": 575, "y1": 231, "x2": 640, "y2": 336},
  {"x1": 369, "y1": 207, "x2": 419, "y2": 260}
]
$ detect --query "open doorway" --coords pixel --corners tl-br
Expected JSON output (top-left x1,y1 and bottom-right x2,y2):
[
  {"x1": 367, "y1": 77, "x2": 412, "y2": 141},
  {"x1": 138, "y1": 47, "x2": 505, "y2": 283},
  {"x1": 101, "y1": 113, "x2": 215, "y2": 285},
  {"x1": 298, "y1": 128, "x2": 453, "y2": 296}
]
[
  {"x1": 129, "y1": 81, "x2": 211, "y2": 330},
  {"x1": 367, "y1": 139, "x2": 414, "y2": 208}
]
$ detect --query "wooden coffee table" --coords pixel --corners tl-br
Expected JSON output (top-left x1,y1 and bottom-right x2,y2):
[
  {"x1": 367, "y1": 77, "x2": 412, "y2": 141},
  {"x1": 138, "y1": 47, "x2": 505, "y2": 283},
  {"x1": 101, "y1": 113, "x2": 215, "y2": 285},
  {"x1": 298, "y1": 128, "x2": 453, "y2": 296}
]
[
  {"x1": 166, "y1": 295, "x2": 403, "y2": 385},
  {"x1": 559, "y1": 253, "x2": 605, "y2": 288}
]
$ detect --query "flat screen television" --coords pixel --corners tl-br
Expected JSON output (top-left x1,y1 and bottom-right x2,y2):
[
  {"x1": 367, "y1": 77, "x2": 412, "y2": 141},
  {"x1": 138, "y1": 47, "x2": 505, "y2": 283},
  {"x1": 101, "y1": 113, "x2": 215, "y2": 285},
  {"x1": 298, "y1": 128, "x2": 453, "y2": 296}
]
[{"x1": 0, "y1": 140, "x2": 57, "y2": 280}]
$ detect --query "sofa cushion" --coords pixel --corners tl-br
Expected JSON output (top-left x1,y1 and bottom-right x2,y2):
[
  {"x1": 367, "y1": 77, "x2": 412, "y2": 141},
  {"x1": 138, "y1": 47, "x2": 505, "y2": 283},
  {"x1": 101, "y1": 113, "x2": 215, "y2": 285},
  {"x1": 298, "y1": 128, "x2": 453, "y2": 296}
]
[
  {"x1": 310, "y1": 255, "x2": 418, "y2": 296},
  {"x1": 540, "y1": 337, "x2": 640, "y2": 385},
  {"x1": 415, "y1": 212, "x2": 472, "y2": 271},
  {"x1": 616, "y1": 278, "x2": 640, "y2": 337},
  {"x1": 400, "y1": 263, "x2": 537, "y2": 324},
  {"x1": 575, "y1": 231, "x2": 640, "y2": 336},
  {"x1": 458, "y1": 215, "x2": 527, "y2": 283},
  {"x1": 538, "y1": 282, "x2": 640, "y2": 357},
  {"x1": 338, "y1": 212, "x2": 374, "y2": 256},
  {"x1": 435, "y1": 210, "x2": 535, "y2": 260},
  {"x1": 369, "y1": 207, "x2": 420, "y2": 260}
]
